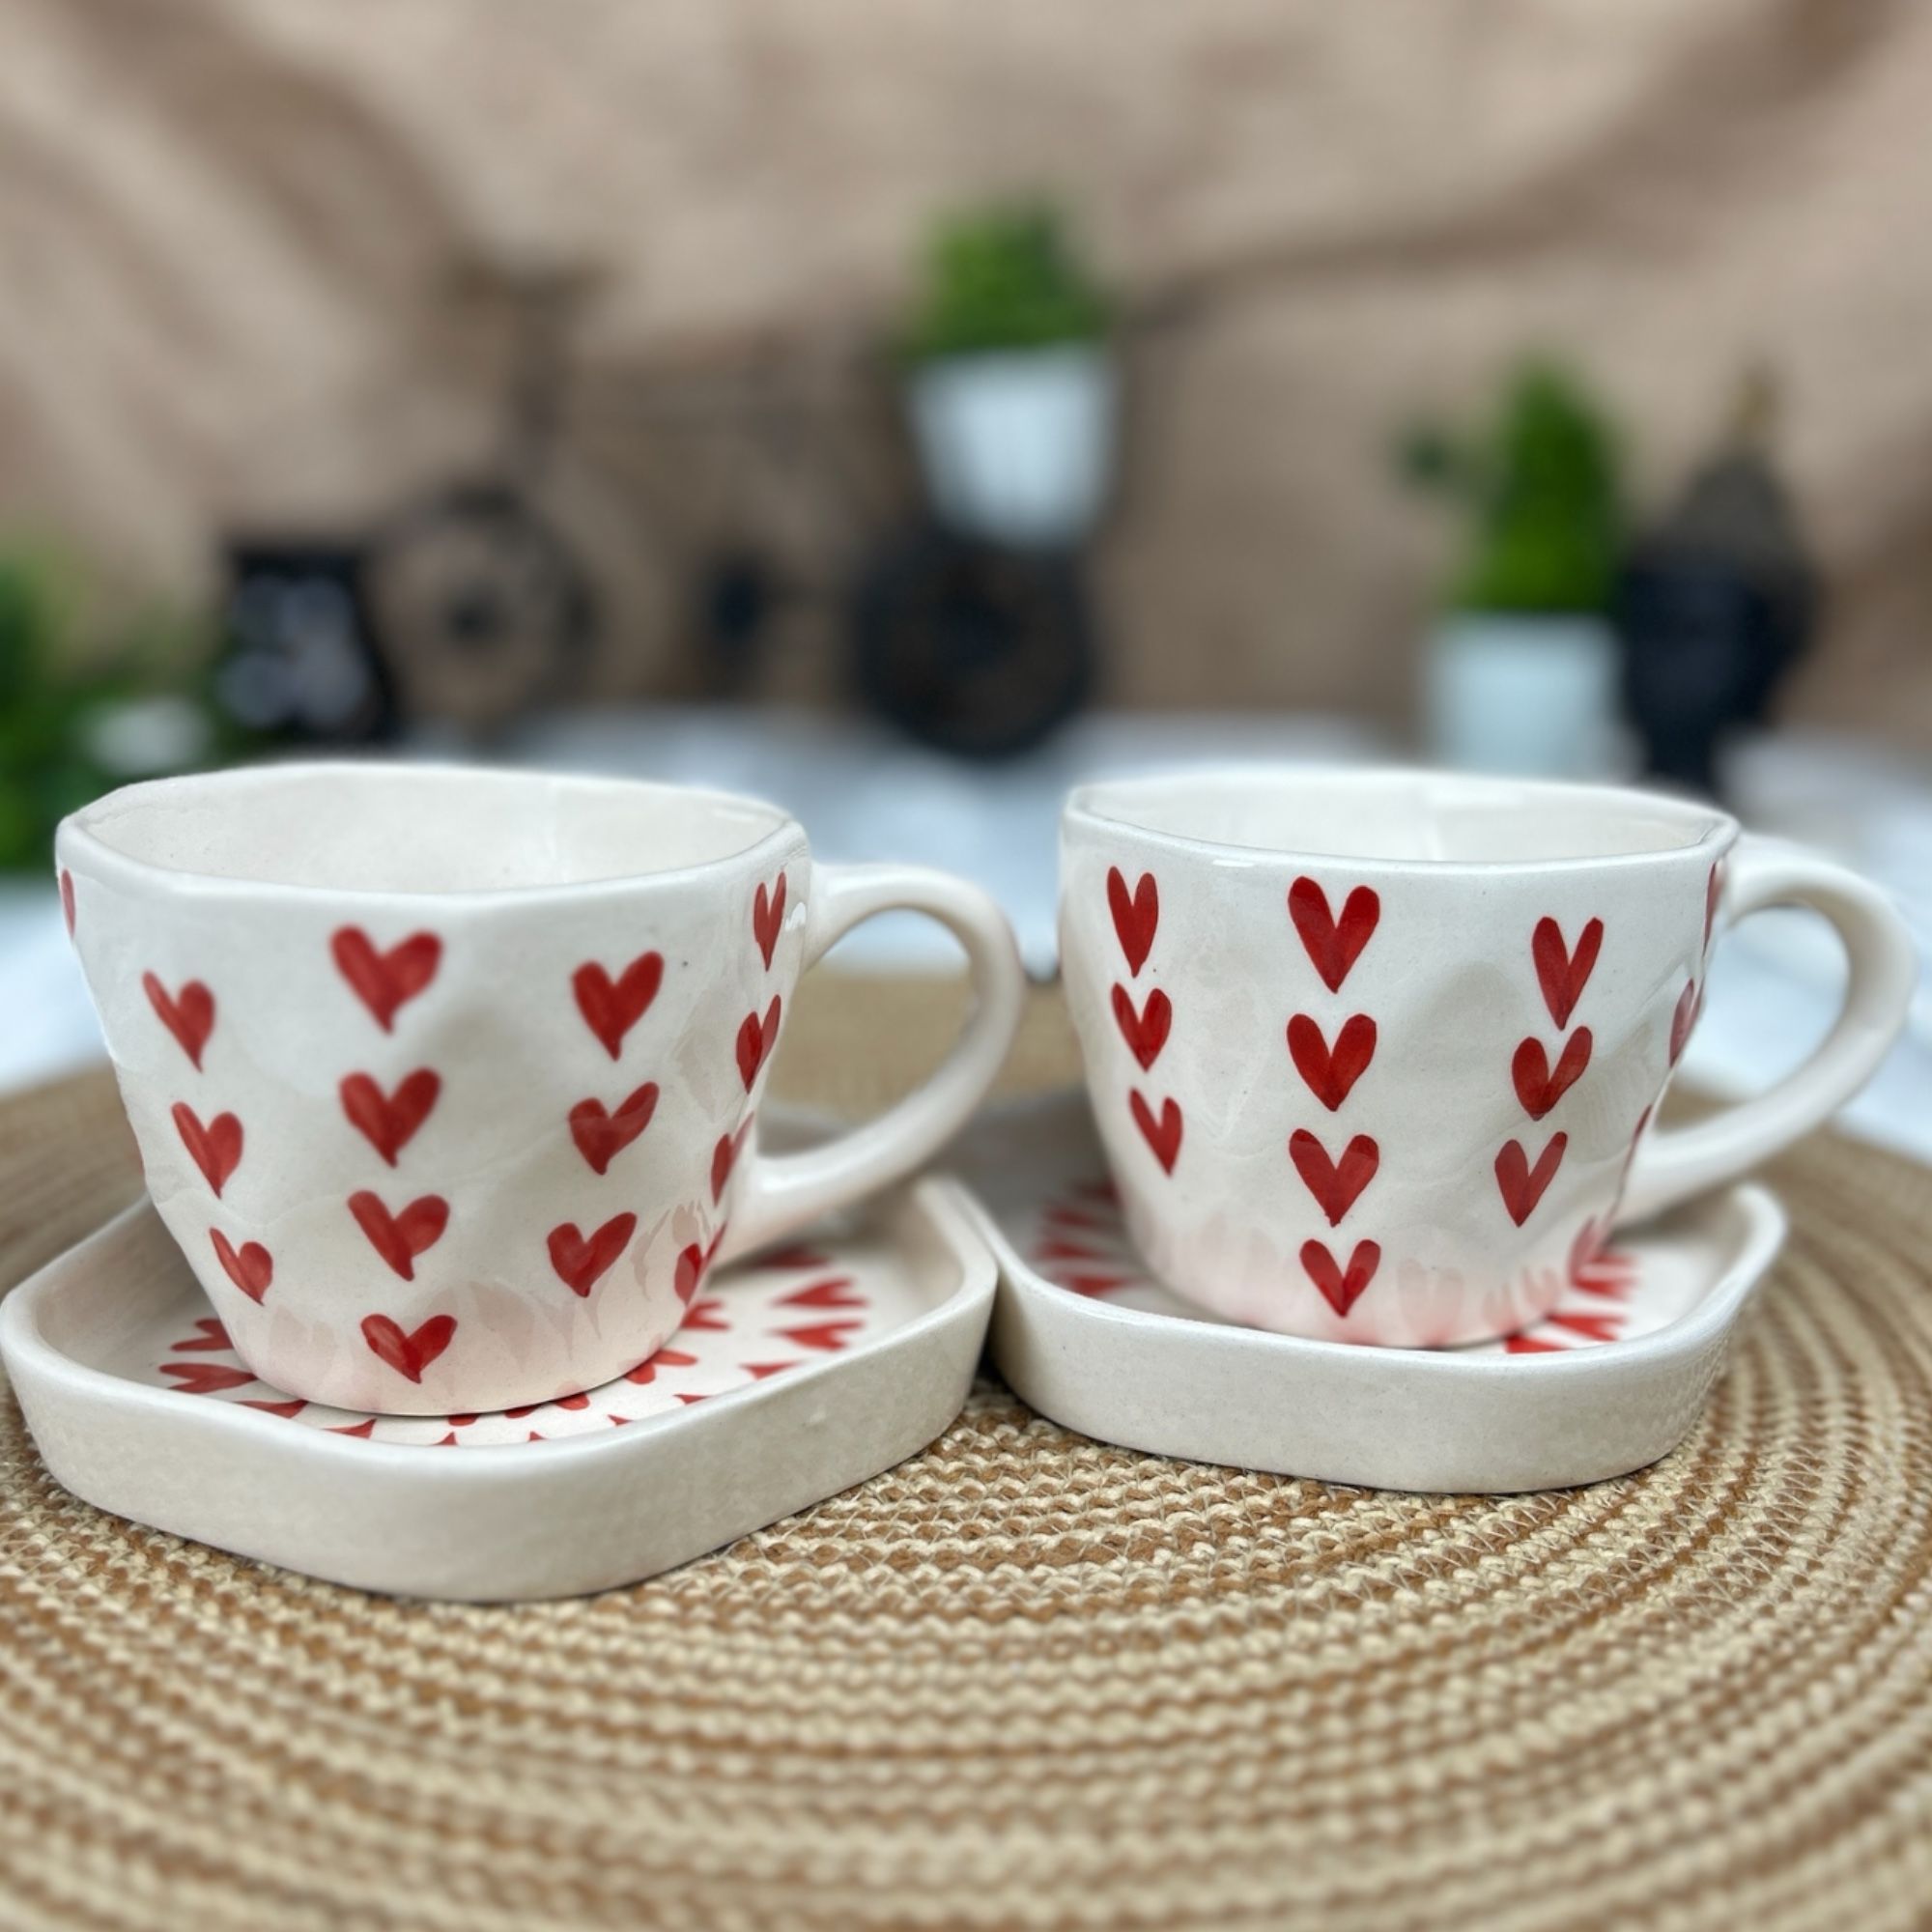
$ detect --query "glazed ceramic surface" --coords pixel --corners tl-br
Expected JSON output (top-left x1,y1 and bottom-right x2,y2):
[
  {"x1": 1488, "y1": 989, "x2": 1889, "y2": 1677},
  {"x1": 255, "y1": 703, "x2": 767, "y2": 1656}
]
[
  {"x1": 955, "y1": 1092, "x2": 1788, "y2": 1492},
  {"x1": 56, "y1": 764, "x2": 1023, "y2": 1413},
  {"x1": 0, "y1": 1178, "x2": 994, "y2": 1600},
  {"x1": 1060, "y1": 768, "x2": 1911, "y2": 1346}
]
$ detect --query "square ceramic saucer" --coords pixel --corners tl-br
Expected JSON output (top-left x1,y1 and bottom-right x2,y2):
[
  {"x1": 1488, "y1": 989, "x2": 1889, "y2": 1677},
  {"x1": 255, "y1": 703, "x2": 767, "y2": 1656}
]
[
  {"x1": 952, "y1": 1093, "x2": 1787, "y2": 1493},
  {"x1": 1, "y1": 1178, "x2": 992, "y2": 1601}
]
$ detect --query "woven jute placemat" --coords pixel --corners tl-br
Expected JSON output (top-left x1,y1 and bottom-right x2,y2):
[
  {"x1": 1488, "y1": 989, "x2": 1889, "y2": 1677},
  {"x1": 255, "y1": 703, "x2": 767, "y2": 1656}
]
[{"x1": 4, "y1": 976, "x2": 1931, "y2": 1932}]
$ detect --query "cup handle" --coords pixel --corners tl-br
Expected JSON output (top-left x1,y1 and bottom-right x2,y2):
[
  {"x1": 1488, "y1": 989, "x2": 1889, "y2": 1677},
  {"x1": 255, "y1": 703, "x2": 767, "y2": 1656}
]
[
  {"x1": 721, "y1": 862, "x2": 1025, "y2": 1258},
  {"x1": 1616, "y1": 834, "x2": 1917, "y2": 1226}
]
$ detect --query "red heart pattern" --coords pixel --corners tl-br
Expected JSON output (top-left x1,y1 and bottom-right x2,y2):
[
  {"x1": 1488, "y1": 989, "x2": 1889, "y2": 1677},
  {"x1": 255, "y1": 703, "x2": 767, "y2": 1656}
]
[
  {"x1": 776, "y1": 1275, "x2": 862, "y2": 1309},
  {"x1": 1495, "y1": 1133, "x2": 1568, "y2": 1227},
  {"x1": 1287, "y1": 1013, "x2": 1376, "y2": 1112},
  {"x1": 144, "y1": 974, "x2": 215, "y2": 1070},
  {"x1": 161, "y1": 1359, "x2": 258, "y2": 1395},
  {"x1": 753, "y1": 874, "x2": 787, "y2": 971},
  {"x1": 1288, "y1": 1129, "x2": 1379, "y2": 1227},
  {"x1": 332, "y1": 926, "x2": 441, "y2": 1033},
  {"x1": 360, "y1": 1312, "x2": 456, "y2": 1384},
  {"x1": 348, "y1": 1189, "x2": 449, "y2": 1280},
  {"x1": 60, "y1": 869, "x2": 76, "y2": 936},
  {"x1": 676, "y1": 1227, "x2": 726, "y2": 1304},
  {"x1": 1511, "y1": 1029, "x2": 1593, "y2": 1122},
  {"x1": 1288, "y1": 877, "x2": 1379, "y2": 993},
  {"x1": 1300, "y1": 1237, "x2": 1380, "y2": 1318},
  {"x1": 548, "y1": 1212, "x2": 638, "y2": 1297},
  {"x1": 736, "y1": 997, "x2": 781, "y2": 1091},
  {"x1": 1532, "y1": 917, "x2": 1602, "y2": 1029},
  {"x1": 210, "y1": 1230, "x2": 272, "y2": 1304},
  {"x1": 340, "y1": 1068, "x2": 441, "y2": 1167},
  {"x1": 712, "y1": 1116, "x2": 753, "y2": 1204},
  {"x1": 1670, "y1": 981, "x2": 1698, "y2": 1065},
  {"x1": 1106, "y1": 867, "x2": 1159, "y2": 977},
  {"x1": 623, "y1": 1348, "x2": 697, "y2": 1385},
  {"x1": 1129, "y1": 1091, "x2": 1183, "y2": 1174},
  {"x1": 1110, "y1": 984, "x2": 1172, "y2": 1072},
  {"x1": 172, "y1": 1103, "x2": 242, "y2": 1197},
  {"x1": 573, "y1": 951, "x2": 664, "y2": 1060},
  {"x1": 568, "y1": 1081, "x2": 660, "y2": 1177}
]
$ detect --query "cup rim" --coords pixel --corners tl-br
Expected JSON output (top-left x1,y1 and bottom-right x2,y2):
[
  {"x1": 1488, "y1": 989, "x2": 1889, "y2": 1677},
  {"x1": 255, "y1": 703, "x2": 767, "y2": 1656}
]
[
  {"x1": 1063, "y1": 764, "x2": 1737, "y2": 875},
  {"x1": 57, "y1": 759, "x2": 804, "y2": 905}
]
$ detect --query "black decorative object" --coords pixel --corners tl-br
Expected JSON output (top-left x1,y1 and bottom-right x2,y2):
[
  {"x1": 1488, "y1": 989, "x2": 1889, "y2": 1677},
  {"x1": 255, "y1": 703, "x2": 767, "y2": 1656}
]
[
  {"x1": 214, "y1": 540, "x2": 394, "y2": 744},
  {"x1": 1616, "y1": 372, "x2": 1817, "y2": 795},
  {"x1": 852, "y1": 525, "x2": 1094, "y2": 757}
]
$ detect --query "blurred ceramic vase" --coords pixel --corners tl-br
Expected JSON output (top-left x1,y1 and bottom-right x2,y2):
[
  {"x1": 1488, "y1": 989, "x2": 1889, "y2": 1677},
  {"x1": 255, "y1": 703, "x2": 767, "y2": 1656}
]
[
  {"x1": 909, "y1": 345, "x2": 1117, "y2": 550},
  {"x1": 1423, "y1": 611, "x2": 1624, "y2": 779}
]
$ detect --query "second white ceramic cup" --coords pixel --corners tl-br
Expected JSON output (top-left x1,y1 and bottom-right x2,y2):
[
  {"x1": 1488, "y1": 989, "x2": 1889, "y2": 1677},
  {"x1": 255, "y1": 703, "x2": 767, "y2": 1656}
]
[{"x1": 1061, "y1": 767, "x2": 1915, "y2": 1347}]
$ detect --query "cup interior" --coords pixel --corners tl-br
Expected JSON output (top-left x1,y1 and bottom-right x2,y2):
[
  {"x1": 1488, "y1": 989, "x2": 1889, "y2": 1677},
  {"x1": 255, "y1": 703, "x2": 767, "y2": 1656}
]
[
  {"x1": 1068, "y1": 769, "x2": 1730, "y2": 867},
  {"x1": 67, "y1": 764, "x2": 792, "y2": 894}
]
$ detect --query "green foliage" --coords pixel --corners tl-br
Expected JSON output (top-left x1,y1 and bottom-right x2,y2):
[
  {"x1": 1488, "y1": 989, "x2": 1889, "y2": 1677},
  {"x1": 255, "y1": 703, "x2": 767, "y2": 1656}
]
[
  {"x1": 1400, "y1": 362, "x2": 1623, "y2": 617},
  {"x1": 904, "y1": 202, "x2": 1109, "y2": 362},
  {"x1": 0, "y1": 540, "x2": 227, "y2": 871}
]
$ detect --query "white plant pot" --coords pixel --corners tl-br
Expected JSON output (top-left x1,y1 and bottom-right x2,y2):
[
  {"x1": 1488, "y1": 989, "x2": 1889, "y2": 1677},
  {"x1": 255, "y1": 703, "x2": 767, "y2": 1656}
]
[
  {"x1": 909, "y1": 345, "x2": 1117, "y2": 550},
  {"x1": 1424, "y1": 613, "x2": 1625, "y2": 779}
]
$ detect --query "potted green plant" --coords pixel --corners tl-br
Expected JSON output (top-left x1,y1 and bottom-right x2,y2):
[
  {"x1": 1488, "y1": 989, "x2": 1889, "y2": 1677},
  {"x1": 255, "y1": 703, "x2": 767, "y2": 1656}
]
[
  {"x1": 902, "y1": 201, "x2": 1115, "y2": 549},
  {"x1": 0, "y1": 541, "x2": 223, "y2": 871},
  {"x1": 1402, "y1": 362, "x2": 1626, "y2": 777}
]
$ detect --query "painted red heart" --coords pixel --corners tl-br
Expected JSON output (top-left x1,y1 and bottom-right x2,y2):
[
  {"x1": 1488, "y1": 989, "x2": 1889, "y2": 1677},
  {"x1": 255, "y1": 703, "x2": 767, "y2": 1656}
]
[
  {"x1": 1568, "y1": 1215, "x2": 1607, "y2": 1284},
  {"x1": 1111, "y1": 984, "x2": 1172, "y2": 1072},
  {"x1": 753, "y1": 874, "x2": 787, "y2": 971},
  {"x1": 711, "y1": 1115, "x2": 753, "y2": 1203},
  {"x1": 1288, "y1": 878, "x2": 1379, "y2": 993},
  {"x1": 359, "y1": 1312, "x2": 456, "y2": 1383},
  {"x1": 144, "y1": 974, "x2": 214, "y2": 1070},
  {"x1": 1129, "y1": 1091, "x2": 1182, "y2": 1174},
  {"x1": 172, "y1": 1103, "x2": 242, "y2": 1196},
  {"x1": 1287, "y1": 1013, "x2": 1376, "y2": 1112},
  {"x1": 59, "y1": 869, "x2": 76, "y2": 936},
  {"x1": 1704, "y1": 863, "x2": 1722, "y2": 952},
  {"x1": 548, "y1": 1212, "x2": 638, "y2": 1297},
  {"x1": 348, "y1": 1189, "x2": 449, "y2": 1280},
  {"x1": 331, "y1": 926, "x2": 441, "y2": 1033},
  {"x1": 210, "y1": 1229, "x2": 272, "y2": 1304},
  {"x1": 1511, "y1": 1028, "x2": 1593, "y2": 1122},
  {"x1": 1670, "y1": 981, "x2": 1698, "y2": 1065},
  {"x1": 1288, "y1": 1128, "x2": 1379, "y2": 1227},
  {"x1": 1495, "y1": 1133, "x2": 1568, "y2": 1227},
  {"x1": 1106, "y1": 867, "x2": 1159, "y2": 977},
  {"x1": 735, "y1": 997, "x2": 781, "y2": 1091},
  {"x1": 1532, "y1": 917, "x2": 1603, "y2": 1029},
  {"x1": 1300, "y1": 1237, "x2": 1380, "y2": 1318},
  {"x1": 160, "y1": 1360, "x2": 258, "y2": 1396},
  {"x1": 776, "y1": 1275, "x2": 862, "y2": 1309},
  {"x1": 623, "y1": 1347, "x2": 697, "y2": 1384},
  {"x1": 568, "y1": 1081, "x2": 660, "y2": 1177},
  {"x1": 172, "y1": 1316, "x2": 233, "y2": 1351},
  {"x1": 675, "y1": 1226, "x2": 726, "y2": 1303},
  {"x1": 573, "y1": 951, "x2": 665, "y2": 1060},
  {"x1": 776, "y1": 1320, "x2": 861, "y2": 1353},
  {"x1": 340, "y1": 1068, "x2": 441, "y2": 1167}
]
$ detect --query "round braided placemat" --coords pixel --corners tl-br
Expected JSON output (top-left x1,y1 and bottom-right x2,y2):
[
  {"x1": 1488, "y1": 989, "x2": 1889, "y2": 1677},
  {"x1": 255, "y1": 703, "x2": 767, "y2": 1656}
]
[{"x1": 3, "y1": 980, "x2": 1931, "y2": 1932}]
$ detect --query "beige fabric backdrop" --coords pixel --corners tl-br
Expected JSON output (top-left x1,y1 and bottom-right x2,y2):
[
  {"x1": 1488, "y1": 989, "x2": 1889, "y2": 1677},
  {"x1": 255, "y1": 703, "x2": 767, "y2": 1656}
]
[{"x1": 3, "y1": 0, "x2": 1930, "y2": 744}]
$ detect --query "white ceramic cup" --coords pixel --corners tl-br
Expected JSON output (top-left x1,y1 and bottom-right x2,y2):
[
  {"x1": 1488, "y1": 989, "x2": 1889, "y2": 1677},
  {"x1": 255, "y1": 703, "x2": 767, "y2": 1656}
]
[
  {"x1": 1060, "y1": 767, "x2": 1916, "y2": 1347},
  {"x1": 57, "y1": 762, "x2": 1024, "y2": 1413}
]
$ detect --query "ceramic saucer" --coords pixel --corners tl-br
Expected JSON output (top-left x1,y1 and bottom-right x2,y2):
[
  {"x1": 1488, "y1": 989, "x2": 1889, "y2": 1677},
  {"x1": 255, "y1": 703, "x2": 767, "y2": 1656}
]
[
  {"x1": 952, "y1": 1093, "x2": 1787, "y2": 1492},
  {"x1": 2, "y1": 1179, "x2": 992, "y2": 1601}
]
